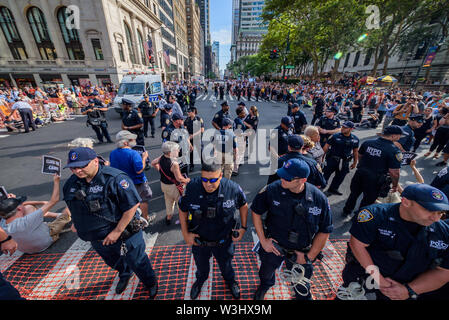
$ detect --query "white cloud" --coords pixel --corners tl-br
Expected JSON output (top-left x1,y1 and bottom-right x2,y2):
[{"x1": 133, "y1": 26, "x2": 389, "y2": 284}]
[{"x1": 211, "y1": 28, "x2": 232, "y2": 45}]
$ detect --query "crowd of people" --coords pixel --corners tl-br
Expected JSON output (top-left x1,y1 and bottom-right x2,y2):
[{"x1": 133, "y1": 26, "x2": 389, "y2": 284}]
[{"x1": 1, "y1": 76, "x2": 449, "y2": 301}]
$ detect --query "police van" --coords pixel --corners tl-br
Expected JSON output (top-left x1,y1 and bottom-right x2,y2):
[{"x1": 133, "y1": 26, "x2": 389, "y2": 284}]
[{"x1": 113, "y1": 73, "x2": 164, "y2": 115}]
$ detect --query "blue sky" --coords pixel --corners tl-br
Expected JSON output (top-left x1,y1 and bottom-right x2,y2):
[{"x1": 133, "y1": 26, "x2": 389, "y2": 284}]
[{"x1": 210, "y1": 0, "x2": 232, "y2": 72}]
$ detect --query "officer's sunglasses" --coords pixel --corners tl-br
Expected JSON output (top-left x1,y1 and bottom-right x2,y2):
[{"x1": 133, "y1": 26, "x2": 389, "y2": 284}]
[
  {"x1": 69, "y1": 161, "x2": 91, "y2": 171},
  {"x1": 201, "y1": 177, "x2": 220, "y2": 183}
]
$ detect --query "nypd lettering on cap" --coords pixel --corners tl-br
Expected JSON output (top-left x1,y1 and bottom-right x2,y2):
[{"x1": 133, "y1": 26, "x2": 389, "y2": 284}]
[
  {"x1": 357, "y1": 209, "x2": 374, "y2": 223},
  {"x1": 119, "y1": 179, "x2": 130, "y2": 190}
]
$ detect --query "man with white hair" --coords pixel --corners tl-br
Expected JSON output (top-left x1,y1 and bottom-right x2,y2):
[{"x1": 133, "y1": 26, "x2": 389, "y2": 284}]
[{"x1": 110, "y1": 131, "x2": 155, "y2": 224}]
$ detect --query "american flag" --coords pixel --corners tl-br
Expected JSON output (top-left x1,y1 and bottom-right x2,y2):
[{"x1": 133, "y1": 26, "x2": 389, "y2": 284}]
[
  {"x1": 143, "y1": 39, "x2": 153, "y2": 61},
  {"x1": 163, "y1": 49, "x2": 170, "y2": 67}
]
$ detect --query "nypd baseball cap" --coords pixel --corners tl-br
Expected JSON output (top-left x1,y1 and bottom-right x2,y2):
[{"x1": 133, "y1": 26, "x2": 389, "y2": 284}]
[
  {"x1": 120, "y1": 98, "x2": 134, "y2": 106},
  {"x1": 64, "y1": 147, "x2": 97, "y2": 169},
  {"x1": 172, "y1": 113, "x2": 184, "y2": 121},
  {"x1": 237, "y1": 102, "x2": 246, "y2": 106},
  {"x1": 342, "y1": 121, "x2": 355, "y2": 128},
  {"x1": 402, "y1": 184, "x2": 449, "y2": 212},
  {"x1": 288, "y1": 135, "x2": 304, "y2": 150},
  {"x1": 383, "y1": 125, "x2": 404, "y2": 135},
  {"x1": 221, "y1": 101, "x2": 229, "y2": 107},
  {"x1": 292, "y1": 103, "x2": 300, "y2": 109},
  {"x1": 326, "y1": 106, "x2": 338, "y2": 113},
  {"x1": 281, "y1": 116, "x2": 294, "y2": 127},
  {"x1": 222, "y1": 118, "x2": 233, "y2": 127},
  {"x1": 0, "y1": 196, "x2": 27, "y2": 219},
  {"x1": 116, "y1": 130, "x2": 137, "y2": 141},
  {"x1": 277, "y1": 158, "x2": 310, "y2": 181},
  {"x1": 409, "y1": 114, "x2": 424, "y2": 123}
]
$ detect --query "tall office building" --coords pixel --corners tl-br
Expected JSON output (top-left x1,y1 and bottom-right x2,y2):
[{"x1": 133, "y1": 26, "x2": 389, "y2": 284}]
[
  {"x1": 158, "y1": 0, "x2": 178, "y2": 80},
  {"x1": 230, "y1": 0, "x2": 240, "y2": 63},
  {"x1": 195, "y1": 0, "x2": 210, "y2": 46},
  {"x1": 212, "y1": 41, "x2": 219, "y2": 68},
  {"x1": 233, "y1": 1, "x2": 268, "y2": 63}
]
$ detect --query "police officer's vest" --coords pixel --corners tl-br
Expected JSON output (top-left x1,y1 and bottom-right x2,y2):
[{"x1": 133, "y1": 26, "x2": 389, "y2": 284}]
[
  {"x1": 63, "y1": 166, "x2": 133, "y2": 241},
  {"x1": 264, "y1": 181, "x2": 327, "y2": 250},
  {"x1": 185, "y1": 178, "x2": 239, "y2": 241},
  {"x1": 363, "y1": 204, "x2": 449, "y2": 283}
]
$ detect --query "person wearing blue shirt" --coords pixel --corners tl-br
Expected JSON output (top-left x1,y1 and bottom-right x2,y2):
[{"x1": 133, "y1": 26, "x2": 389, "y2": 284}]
[
  {"x1": 251, "y1": 158, "x2": 333, "y2": 300},
  {"x1": 179, "y1": 162, "x2": 248, "y2": 300},
  {"x1": 340, "y1": 184, "x2": 449, "y2": 300},
  {"x1": 110, "y1": 130, "x2": 153, "y2": 223}
]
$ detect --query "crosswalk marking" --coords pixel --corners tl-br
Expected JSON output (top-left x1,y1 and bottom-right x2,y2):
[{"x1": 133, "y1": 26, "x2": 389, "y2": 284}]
[
  {"x1": 229, "y1": 94, "x2": 234, "y2": 101},
  {"x1": 202, "y1": 95, "x2": 208, "y2": 101},
  {"x1": 28, "y1": 238, "x2": 91, "y2": 300},
  {"x1": 105, "y1": 232, "x2": 159, "y2": 300},
  {"x1": 241, "y1": 97, "x2": 247, "y2": 101},
  {"x1": 0, "y1": 250, "x2": 24, "y2": 273}
]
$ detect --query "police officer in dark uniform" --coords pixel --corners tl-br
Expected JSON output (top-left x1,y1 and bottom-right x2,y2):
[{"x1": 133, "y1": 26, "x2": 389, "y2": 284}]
[
  {"x1": 395, "y1": 114, "x2": 423, "y2": 152},
  {"x1": 316, "y1": 106, "x2": 341, "y2": 146},
  {"x1": 267, "y1": 135, "x2": 326, "y2": 189},
  {"x1": 290, "y1": 103, "x2": 308, "y2": 134},
  {"x1": 0, "y1": 224, "x2": 23, "y2": 299},
  {"x1": 184, "y1": 107, "x2": 204, "y2": 172},
  {"x1": 342, "y1": 125, "x2": 404, "y2": 217},
  {"x1": 340, "y1": 184, "x2": 449, "y2": 300},
  {"x1": 251, "y1": 158, "x2": 333, "y2": 300},
  {"x1": 138, "y1": 95, "x2": 159, "y2": 138},
  {"x1": 212, "y1": 101, "x2": 231, "y2": 129},
  {"x1": 431, "y1": 166, "x2": 449, "y2": 198},
  {"x1": 82, "y1": 99, "x2": 113, "y2": 144},
  {"x1": 179, "y1": 162, "x2": 248, "y2": 300},
  {"x1": 322, "y1": 121, "x2": 359, "y2": 196},
  {"x1": 121, "y1": 98, "x2": 145, "y2": 146},
  {"x1": 269, "y1": 116, "x2": 294, "y2": 159},
  {"x1": 62, "y1": 147, "x2": 158, "y2": 298},
  {"x1": 162, "y1": 112, "x2": 191, "y2": 170},
  {"x1": 160, "y1": 104, "x2": 173, "y2": 131}
]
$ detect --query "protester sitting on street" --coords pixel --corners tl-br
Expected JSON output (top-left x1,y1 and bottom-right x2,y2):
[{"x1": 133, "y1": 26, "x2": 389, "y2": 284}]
[
  {"x1": 151, "y1": 141, "x2": 190, "y2": 225},
  {"x1": 3, "y1": 116, "x2": 20, "y2": 132},
  {"x1": 0, "y1": 175, "x2": 71, "y2": 254},
  {"x1": 356, "y1": 111, "x2": 379, "y2": 129}
]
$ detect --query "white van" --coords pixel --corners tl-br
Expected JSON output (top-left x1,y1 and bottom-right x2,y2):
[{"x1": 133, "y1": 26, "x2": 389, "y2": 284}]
[{"x1": 113, "y1": 74, "x2": 164, "y2": 114}]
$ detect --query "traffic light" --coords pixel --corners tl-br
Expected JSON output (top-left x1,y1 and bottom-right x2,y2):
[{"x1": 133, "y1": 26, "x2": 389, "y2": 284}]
[
  {"x1": 270, "y1": 49, "x2": 279, "y2": 60},
  {"x1": 149, "y1": 55, "x2": 155, "y2": 64}
]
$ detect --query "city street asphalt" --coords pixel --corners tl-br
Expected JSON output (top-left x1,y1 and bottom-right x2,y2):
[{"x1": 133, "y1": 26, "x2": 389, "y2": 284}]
[{"x1": 0, "y1": 91, "x2": 443, "y2": 254}]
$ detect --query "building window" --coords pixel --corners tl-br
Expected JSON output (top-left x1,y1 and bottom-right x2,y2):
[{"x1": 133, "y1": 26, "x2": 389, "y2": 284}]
[
  {"x1": 344, "y1": 53, "x2": 350, "y2": 68},
  {"x1": 137, "y1": 30, "x2": 147, "y2": 65},
  {"x1": 91, "y1": 39, "x2": 103, "y2": 60},
  {"x1": 57, "y1": 7, "x2": 84, "y2": 60},
  {"x1": 118, "y1": 42, "x2": 125, "y2": 62},
  {"x1": 364, "y1": 48, "x2": 373, "y2": 66},
  {"x1": 353, "y1": 51, "x2": 360, "y2": 67},
  {"x1": 26, "y1": 6, "x2": 57, "y2": 60},
  {"x1": 124, "y1": 23, "x2": 136, "y2": 64},
  {"x1": 0, "y1": 7, "x2": 28, "y2": 60}
]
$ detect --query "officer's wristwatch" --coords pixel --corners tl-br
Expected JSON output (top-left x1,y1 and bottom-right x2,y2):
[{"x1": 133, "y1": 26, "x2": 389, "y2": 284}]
[
  {"x1": 241, "y1": 226, "x2": 247, "y2": 231},
  {"x1": 404, "y1": 283, "x2": 418, "y2": 300}
]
